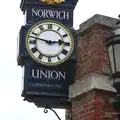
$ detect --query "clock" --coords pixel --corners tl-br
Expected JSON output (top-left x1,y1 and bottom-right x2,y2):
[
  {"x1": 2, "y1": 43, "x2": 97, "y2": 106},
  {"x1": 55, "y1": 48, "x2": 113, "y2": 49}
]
[{"x1": 26, "y1": 20, "x2": 74, "y2": 66}]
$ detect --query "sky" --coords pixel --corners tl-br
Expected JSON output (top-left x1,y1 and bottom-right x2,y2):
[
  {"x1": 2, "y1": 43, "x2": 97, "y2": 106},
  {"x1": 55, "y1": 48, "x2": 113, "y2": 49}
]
[{"x1": 0, "y1": 0, "x2": 120, "y2": 120}]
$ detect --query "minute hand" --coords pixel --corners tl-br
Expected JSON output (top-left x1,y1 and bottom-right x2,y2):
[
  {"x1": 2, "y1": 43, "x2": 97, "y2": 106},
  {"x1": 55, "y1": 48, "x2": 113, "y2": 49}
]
[{"x1": 29, "y1": 36, "x2": 49, "y2": 43}]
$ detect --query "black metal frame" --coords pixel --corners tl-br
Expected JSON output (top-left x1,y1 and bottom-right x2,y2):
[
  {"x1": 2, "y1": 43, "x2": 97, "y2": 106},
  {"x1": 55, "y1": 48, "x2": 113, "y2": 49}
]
[
  {"x1": 44, "y1": 106, "x2": 61, "y2": 120},
  {"x1": 104, "y1": 15, "x2": 120, "y2": 120},
  {"x1": 43, "y1": 106, "x2": 72, "y2": 120}
]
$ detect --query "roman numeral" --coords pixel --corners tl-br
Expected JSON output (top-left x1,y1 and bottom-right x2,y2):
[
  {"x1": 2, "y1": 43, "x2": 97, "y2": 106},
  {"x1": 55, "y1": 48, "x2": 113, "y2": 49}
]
[
  {"x1": 63, "y1": 34, "x2": 68, "y2": 38},
  {"x1": 64, "y1": 42, "x2": 70, "y2": 46},
  {"x1": 31, "y1": 47, "x2": 38, "y2": 53},
  {"x1": 38, "y1": 54, "x2": 43, "y2": 60},
  {"x1": 57, "y1": 27, "x2": 60, "y2": 31},
  {"x1": 48, "y1": 24, "x2": 52, "y2": 29},
  {"x1": 39, "y1": 25, "x2": 44, "y2": 30},
  {"x1": 30, "y1": 40, "x2": 36, "y2": 44},
  {"x1": 48, "y1": 57, "x2": 51, "y2": 62},
  {"x1": 61, "y1": 49, "x2": 68, "y2": 55},
  {"x1": 32, "y1": 32, "x2": 37, "y2": 36},
  {"x1": 57, "y1": 56, "x2": 61, "y2": 60}
]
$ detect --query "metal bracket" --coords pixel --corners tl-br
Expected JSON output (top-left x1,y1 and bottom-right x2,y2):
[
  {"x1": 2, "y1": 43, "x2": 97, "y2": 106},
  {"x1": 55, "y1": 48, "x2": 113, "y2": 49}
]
[
  {"x1": 44, "y1": 106, "x2": 61, "y2": 120},
  {"x1": 43, "y1": 106, "x2": 72, "y2": 120}
]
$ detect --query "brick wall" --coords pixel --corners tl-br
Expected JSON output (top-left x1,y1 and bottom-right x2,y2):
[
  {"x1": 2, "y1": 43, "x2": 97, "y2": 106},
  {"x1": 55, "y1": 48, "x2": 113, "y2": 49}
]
[
  {"x1": 71, "y1": 90, "x2": 116, "y2": 120},
  {"x1": 76, "y1": 24, "x2": 112, "y2": 80},
  {"x1": 67, "y1": 15, "x2": 118, "y2": 120}
]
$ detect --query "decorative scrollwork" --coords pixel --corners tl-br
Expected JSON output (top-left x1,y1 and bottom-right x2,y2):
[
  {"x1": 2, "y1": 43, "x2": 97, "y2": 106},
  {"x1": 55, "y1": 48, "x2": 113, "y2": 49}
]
[
  {"x1": 44, "y1": 108, "x2": 48, "y2": 113},
  {"x1": 43, "y1": 106, "x2": 61, "y2": 120},
  {"x1": 43, "y1": 106, "x2": 72, "y2": 120}
]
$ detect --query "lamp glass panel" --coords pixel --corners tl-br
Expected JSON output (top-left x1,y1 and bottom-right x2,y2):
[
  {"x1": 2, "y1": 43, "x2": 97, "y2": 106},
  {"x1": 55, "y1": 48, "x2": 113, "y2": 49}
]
[
  {"x1": 108, "y1": 46, "x2": 115, "y2": 73},
  {"x1": 115, "y1": 78, "x2": 120, "y2": 82},
  {"x1": 113, "y1": 28, "x2": 120, "y2": 35},
  {"x1": 114, "y1": 44, "x2": 120, "y2": 72}
]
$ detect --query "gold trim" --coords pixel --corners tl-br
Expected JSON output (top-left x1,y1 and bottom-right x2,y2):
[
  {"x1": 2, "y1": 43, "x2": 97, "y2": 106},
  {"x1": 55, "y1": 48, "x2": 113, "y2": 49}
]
[
  {"x1": 26, "y1": 20, "x2": 74, "y2": 66},
  {"x1": 40, "y1": 0, "x2": 65, "y2": 4}
]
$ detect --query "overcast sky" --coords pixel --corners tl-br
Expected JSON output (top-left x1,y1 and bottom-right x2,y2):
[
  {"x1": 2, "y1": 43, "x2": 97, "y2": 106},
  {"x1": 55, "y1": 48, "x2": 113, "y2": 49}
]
[{"x1": 0, "y1": 0, "x2": 120, "y2": 120}]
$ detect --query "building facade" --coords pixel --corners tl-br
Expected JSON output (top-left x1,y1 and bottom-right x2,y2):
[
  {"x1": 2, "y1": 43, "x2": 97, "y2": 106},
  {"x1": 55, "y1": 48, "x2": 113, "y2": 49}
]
[{"x1": 67, "y1": 14, "x2": 118, "y2": 120}]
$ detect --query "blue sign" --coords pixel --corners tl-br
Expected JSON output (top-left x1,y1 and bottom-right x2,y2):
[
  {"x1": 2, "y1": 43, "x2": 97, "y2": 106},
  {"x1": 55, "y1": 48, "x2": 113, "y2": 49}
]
[
  {"x1": 22, "y1": 60, "x2": 76, "y2": 98},
  {"x1": 18, "y1": 0, "x2": 78, "y2": 108},
  {"x1": 21, "y1": 60, "x2": 75, "y2": 108},
  {"x1": 25, "y1": 6, "x2": 73, "y2": 27}
]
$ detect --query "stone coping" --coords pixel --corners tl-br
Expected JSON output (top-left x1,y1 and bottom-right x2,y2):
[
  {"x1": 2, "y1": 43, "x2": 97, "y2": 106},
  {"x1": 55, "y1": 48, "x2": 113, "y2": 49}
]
[
  {"x1": 69, "y1": 73, "x2": 116, "y2": 98},
  {"x1": 77, "y1": 14, "x2": 118, "y2": 34}
]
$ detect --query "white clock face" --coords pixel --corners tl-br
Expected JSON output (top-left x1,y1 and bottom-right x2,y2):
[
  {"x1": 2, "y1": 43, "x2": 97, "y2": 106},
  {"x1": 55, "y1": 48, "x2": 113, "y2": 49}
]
[{"x1": 26, "y1": 20, "x2": 74, "y2": 66}]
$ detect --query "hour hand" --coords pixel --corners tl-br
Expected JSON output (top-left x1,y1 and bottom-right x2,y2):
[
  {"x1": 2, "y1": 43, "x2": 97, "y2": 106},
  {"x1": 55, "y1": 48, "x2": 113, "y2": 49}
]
[
  {"x1": 52, "y1": 39, "x2": 70, "y2": 46},
  {"x1": 51, "y1": 39, "x2": 63, "y2": 45}
]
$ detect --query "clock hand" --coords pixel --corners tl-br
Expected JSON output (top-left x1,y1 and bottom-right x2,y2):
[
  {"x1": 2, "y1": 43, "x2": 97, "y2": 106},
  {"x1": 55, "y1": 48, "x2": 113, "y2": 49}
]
[
  {"x1": 29, "y1": 36, "x2": 49, "y2": 43},
  {"x1": 51, "y1": 39, "x2": 63, "y2": 44},
  {"x1": 29, "y1": 36, "x2": 69, "y2": 45},
  {"x1": 51, "y1": 39, "x2": 70, "y2": 45}
]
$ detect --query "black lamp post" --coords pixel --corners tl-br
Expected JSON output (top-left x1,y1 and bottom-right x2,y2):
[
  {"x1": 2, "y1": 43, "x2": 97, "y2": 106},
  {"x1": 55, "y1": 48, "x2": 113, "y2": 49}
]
[{"x1": 105, "y1": 15, "x2": 120, "y2": 119}]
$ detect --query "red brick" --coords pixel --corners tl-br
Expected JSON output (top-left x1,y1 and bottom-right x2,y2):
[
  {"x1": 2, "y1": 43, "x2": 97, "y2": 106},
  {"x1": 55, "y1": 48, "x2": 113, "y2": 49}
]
[
  {"x1": 70, "y1": 90, "x2": 116, "y2": 120},
  {"x1": 67, "y1": 21, "x2": 117, "y2": 120},
  {"x1": 76, "y1": 24, "x2": 112, "y2": 79}
]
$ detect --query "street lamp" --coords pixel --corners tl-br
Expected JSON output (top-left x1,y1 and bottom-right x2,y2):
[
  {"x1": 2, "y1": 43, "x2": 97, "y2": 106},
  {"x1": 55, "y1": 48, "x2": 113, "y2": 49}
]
[{"x1": 105, "y1": 15, "x2": 120, "y2": 119}]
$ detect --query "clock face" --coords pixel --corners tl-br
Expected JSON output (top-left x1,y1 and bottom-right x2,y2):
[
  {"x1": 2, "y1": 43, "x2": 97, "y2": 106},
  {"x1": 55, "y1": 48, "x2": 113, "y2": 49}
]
[{"x1": 26, "y1": 20, "x2": 74, "y2": 66}]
